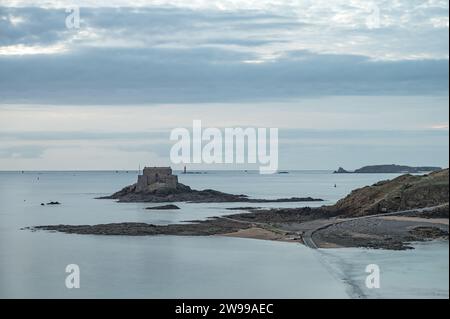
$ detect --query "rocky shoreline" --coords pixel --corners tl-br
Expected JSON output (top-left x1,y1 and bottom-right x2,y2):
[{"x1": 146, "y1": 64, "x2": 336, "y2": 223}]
[
  {"x1": 28, "y1": 206, "x2": 449, "y2": 250},
  {"x1": 29, "y1": 217, "x2": 253, "y2": 237},
  {"x1": 310, "y1": 213, "x2": 449, "y2": 250}
]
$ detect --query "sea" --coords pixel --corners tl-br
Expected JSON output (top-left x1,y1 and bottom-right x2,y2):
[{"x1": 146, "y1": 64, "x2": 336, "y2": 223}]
[{"x1": 0, "y1": 170, "x2": 448, "y2": 298}]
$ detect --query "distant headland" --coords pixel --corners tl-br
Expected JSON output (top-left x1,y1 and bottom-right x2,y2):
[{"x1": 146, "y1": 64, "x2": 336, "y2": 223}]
[{"x1": 334, "y1": 164, "x2": 442, "y2": 174}]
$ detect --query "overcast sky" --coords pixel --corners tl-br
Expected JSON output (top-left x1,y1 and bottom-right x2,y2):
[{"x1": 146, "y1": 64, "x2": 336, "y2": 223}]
[{"x1": 0, "y1": 0, "x2": 448, "y2": 170}]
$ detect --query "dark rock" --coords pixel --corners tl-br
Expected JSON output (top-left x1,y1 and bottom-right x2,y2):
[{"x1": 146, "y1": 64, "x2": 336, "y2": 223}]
[
  {"x1": 226, "y1": 207, "x2": 262, "y2": 211},
  {"x1": 333, "y1": 167, "x2": 350, "y2": 174},
  {"x1": 31, "y1": 219, "x2": 253, "y2": 237},
  {"x1": 100, "y1": 186, "x2": 323, "y2": 203},
  {"x1": 46, "y1": 201, "x2": 61, "y2": 205},
  {"x1": 145, "y1": 204, "x2": 180, "y2": 210},
  {"x1": 410, "y1": 226, "x2": 449, "y2": 240}
]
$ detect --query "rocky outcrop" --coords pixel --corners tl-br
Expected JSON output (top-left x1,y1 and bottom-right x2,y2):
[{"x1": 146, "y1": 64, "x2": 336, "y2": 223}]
[
  {"x1": 333, "y1": 167, "x2": 350, "y2": 174},
  {"x1": 331, "y1": 169, "x2": 449, "y2": 216},
  {"x1": 99, "y1": 166, "x2": 323, "y2": 203},
  {"x1": 29, "y1": 207, "x2": 332, "y2": 237},
  {"x1": 30, "y1": 219, "x2": 253, "y2": 237},
  {"x1": 41, "y1": 201, "x2": 61, "y2": 206},
  {"x1": 145, "y1": 204, "x2": 180, "y2": 210}
]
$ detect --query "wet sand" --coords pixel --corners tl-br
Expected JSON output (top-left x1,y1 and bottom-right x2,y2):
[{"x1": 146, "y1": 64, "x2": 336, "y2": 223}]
[{"x1": 221, "y1": 227, "x2": 300, "y2": 243}]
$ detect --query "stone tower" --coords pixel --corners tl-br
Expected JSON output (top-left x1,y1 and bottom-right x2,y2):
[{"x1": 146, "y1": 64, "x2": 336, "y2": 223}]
[{"x1": 136, "y1": 167, "x2": 178, "y2": 192}]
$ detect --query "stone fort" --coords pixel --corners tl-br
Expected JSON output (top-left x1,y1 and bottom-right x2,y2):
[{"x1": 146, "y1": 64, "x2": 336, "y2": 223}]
[{"x1": 136, "y1": 167, "x2": 178, "y2": 192}]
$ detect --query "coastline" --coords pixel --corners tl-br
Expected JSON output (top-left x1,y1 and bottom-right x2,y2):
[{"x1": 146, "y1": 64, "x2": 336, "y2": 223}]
[
  {"x1": 223, "y1": 205, "x2": 450, "y2": 250},
  {"x1": 25, "y1": 169, "x2": 450, "y2": 250},
  {"x1": 29, "y1": 205, "x2": 449, "y2": 250}
]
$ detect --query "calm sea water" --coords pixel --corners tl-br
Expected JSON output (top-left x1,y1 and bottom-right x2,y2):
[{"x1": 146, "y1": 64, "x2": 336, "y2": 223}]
[{"x1": 0, "y1": 171, "x2": 448, "y2": 298}]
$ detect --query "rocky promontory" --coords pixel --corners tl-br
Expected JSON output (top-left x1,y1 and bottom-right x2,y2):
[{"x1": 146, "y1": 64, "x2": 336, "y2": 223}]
[
  {"x1": 331, "y1": 169, "x2": 449, "y2": 216},
  {"x1": 99, "y1": 166, "x2": 323, "y2": 203}
]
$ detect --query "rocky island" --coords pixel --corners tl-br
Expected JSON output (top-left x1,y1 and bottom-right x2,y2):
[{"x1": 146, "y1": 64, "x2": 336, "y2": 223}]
[
  {"x1": 98, "y1": 167, "x2": 323, "y2": 203},
  {"x1": 334, "y1": 164, "x2": 442, "y2": 174}
]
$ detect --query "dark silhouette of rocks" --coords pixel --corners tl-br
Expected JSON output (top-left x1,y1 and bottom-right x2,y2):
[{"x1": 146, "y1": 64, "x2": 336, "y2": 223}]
[
  {"x1": 226, "y1": 207, "x2": 262, "y2": 210},
  {"x1": 31, "y1": 219, "x2": 252, "y2": 237},
  {"x1": 145, "y1": 204, "x2": 180, "y2": 210},
  {"x1": 409, "y1": 226, "x2": 449, "y2": 240},
  {"x1": 334, "y1": 167, "x2": 350, "y2": 173}
]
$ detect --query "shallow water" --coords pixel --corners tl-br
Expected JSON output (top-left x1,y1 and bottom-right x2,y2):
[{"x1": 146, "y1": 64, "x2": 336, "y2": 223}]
[
  {"x1": 320, "y1": 241, "x2": 449, "y2": 299},
  {"x1": 0, "y1": 171, "x2": 448, "y2": 298}
]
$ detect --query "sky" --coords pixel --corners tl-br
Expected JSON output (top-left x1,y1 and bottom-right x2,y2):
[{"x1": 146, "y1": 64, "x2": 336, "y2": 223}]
[{"x1": 0, "y1": 0, "x2": 448, "y2": 170}]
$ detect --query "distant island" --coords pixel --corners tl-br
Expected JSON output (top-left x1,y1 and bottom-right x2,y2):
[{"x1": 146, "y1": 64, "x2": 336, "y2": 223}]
[{"x1": 334, "y1": 164, "x2": 442, "y2": 174}]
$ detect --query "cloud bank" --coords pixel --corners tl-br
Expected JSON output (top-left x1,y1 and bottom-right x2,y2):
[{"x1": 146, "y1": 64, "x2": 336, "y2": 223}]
[{"x1": 0, "y1": 3, "x2": 448, "y2": 104}]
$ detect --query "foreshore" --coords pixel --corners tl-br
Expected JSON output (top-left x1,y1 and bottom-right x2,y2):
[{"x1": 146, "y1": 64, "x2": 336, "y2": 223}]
[
  {"x1": 29, "y1": 204, "x2": 449, "y2": 250},
  {"x1": 225, "y1": 205, "x2": 449, "y2": 250}
]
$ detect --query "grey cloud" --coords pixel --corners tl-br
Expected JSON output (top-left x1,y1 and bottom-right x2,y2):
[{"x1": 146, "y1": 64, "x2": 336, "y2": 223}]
[
  {"x1": 0, "y1": 47, "x2": 447, "y2": 104},
  {"x1": 0, "y1": 6, "x2": 299, "y2": 47},
  {"x1": 0, "y1": 5, "x2": 448, "y2": 104},
  {"x1": 2, "y1": 5, "x2": 447, "y2": 58},
  {"x1": 0, "y1": 7, "x2": 68, "y2": 46}
]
